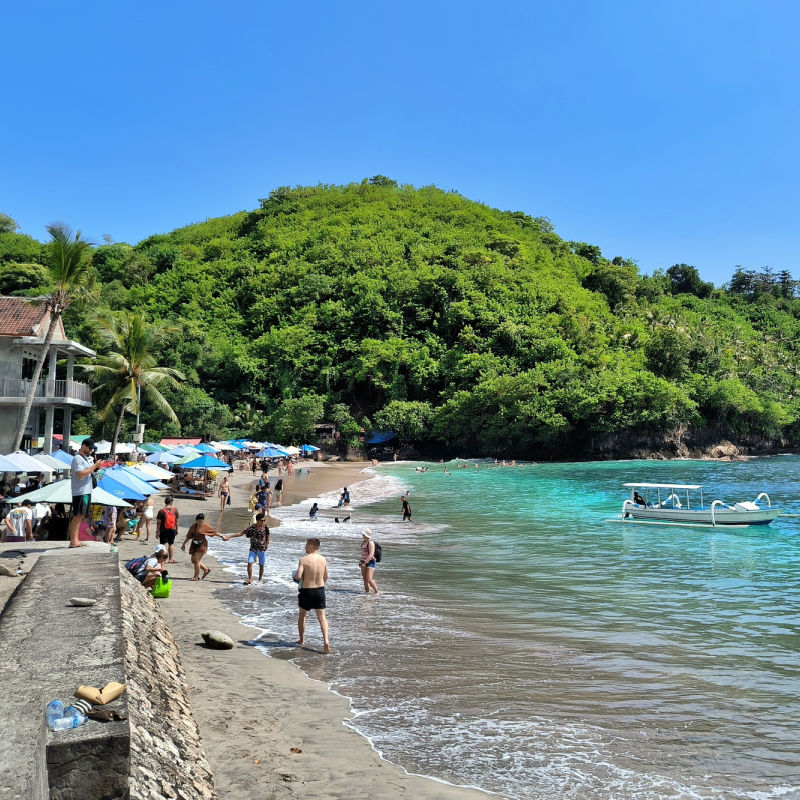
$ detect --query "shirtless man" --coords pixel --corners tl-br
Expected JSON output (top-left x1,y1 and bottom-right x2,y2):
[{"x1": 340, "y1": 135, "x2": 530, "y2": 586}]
[{"x1": 294, "y1": 538, "x2": 331, "y2": 654}]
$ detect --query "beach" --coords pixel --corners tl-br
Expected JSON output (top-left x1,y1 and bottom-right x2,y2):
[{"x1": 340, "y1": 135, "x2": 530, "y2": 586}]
[{"x1": 114, "y1": 461, "x2": 488, "y2": 800}]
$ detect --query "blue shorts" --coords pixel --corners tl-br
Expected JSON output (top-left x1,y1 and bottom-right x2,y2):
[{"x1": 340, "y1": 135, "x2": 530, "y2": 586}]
[
  {"x1": 248, "y1": 550, "x2": 266, "y2": 566},
  {"x1": 363, "y1": 559, "x2": 376, "y2": 569}
]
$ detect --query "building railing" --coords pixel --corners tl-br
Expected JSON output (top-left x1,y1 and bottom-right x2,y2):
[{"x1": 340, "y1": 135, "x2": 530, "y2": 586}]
[{"x1": 0, "y1": 378, "x2": 92, "y2": 404}]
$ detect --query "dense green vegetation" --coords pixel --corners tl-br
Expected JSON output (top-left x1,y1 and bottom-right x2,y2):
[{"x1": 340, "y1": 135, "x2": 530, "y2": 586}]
[{"x1": 3, "y1": 178, "x2": 799, "y2": 456}]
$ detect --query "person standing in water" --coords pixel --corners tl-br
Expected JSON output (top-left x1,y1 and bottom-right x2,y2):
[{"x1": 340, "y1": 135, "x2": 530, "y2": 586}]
[
  {"x1": 359, "y1": 528, "x2": 379, "y2": 594},
  {"x1": 223, "y1": 512, "x2": 270, "y2": 585},
  {"x1": 401, "y1": 493, "x2": 412, "y2": 522},
  {"x1": 294, "y1": 538, "x2": 331, "y2": 654}
]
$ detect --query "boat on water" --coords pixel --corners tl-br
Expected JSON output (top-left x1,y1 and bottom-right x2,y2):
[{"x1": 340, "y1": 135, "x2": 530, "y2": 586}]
[{"x1": 620, "y1": 483, "x2": 781, "y2": 527}]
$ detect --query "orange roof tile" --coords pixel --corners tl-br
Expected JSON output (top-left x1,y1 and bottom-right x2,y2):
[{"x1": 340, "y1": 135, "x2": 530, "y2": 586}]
[{"x1": 0, "y1": 296, "x2": 50, "y2": 337}]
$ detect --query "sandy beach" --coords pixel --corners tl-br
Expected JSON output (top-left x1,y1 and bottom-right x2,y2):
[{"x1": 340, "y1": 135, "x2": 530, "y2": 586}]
[{"x1": 113, "y1": 461, "x2": 489, "y2": 800}]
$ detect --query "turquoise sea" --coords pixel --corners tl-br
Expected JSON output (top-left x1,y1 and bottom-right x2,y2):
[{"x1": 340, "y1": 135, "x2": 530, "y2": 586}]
[{"x1": 211, "y1": 457, "x2": 800, "y2": 799}]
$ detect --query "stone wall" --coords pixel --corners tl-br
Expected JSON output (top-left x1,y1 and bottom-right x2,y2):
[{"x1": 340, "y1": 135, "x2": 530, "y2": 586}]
[{"x1": 119, "y1": 568, "x2": 217, "y2": 800}]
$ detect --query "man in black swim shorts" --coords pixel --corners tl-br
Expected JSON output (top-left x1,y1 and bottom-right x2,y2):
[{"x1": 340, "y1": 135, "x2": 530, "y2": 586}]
[{"x1": 294, "y1": 538, "x2": 331, "y2": 654}]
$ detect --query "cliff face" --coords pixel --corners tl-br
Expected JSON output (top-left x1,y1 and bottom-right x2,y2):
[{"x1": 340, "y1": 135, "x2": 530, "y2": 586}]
[{"x1": 581, "y1": 424, "x2": 792, "y2": 461}]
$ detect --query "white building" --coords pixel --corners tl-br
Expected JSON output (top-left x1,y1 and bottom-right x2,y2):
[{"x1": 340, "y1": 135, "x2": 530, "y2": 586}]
[{"x1": 0, "y1": 296, "x2": 95, "y2": 453}]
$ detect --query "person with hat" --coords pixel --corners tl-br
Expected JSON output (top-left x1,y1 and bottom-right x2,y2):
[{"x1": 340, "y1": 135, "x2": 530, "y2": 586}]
[
  {"x1": 68, "y1": 438, "x2": 103, "y2": 548},
  {"x1": 180, "y1": 513, "x2": 223, "y2": 581},
  {"x1": 135, "y1": 544, "x2": 168, "y2": 588},
  {"x1": 359, "y1": 529, "x2": 379, "y2": 594}
]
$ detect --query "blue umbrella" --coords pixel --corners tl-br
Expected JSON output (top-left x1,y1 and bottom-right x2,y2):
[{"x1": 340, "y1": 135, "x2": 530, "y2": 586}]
[
  {"x1": 97, "y1": 475, "x2": 147, "y2": 501},
  {"x1": 169, "y1": 445, "x2": 201, "y2": 457},
  {"x1": 194, "y1": 443, "x2": 217, "y2": 453},
  {"x1": 103, "y1": 466, "x2": 158, "y2": 495},
  {"x1": 51, "y1": 449, "x2": 75, "y2": 467},
  {"x1": 255, "y1": 447, "x2": 289, "y2": 458},
  {"x1": 300, "y1": 444, "x2": 320, "y2": 452},
  {"x1": 146, "y1": 451, "x2": 180, "y2": 464},
  {"x1": 180, "y1": 454, "x2": 232, "y2": 471}
]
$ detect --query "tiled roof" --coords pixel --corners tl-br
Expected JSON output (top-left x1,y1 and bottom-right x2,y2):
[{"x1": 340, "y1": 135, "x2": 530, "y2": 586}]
[
  {"x1": 0, "y1": 297, "x2": 50, "y2": 337},
  {"x1": 160, "y1": 438, "x2": 203, "y2": 447}
]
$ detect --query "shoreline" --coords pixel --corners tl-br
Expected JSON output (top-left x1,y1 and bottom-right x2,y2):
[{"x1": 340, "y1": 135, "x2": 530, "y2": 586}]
[{"x1": 117, "y1": 461, "x2": 489, "y2": 800}]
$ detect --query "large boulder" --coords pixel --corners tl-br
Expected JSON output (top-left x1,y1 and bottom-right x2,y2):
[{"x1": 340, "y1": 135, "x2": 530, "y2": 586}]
[{"x1": 201, "y1": 630, "x2": 234, "y2": 649}]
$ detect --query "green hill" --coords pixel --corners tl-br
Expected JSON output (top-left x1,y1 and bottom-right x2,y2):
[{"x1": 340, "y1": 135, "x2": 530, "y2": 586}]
[{"x1": 3, "y1": 178, "x2": 799, "y2": 457}]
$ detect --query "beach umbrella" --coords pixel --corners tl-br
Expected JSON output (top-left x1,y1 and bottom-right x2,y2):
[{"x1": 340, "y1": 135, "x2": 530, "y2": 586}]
[
  {"x1": 194, "y1": 443, "x2": 217, "y2": 454},
  {"x1": 31, "y1": 453, "x2": 69, "y2": 471},
  {"x1": 102, "y1": 466, "x2": 158, "y2": 495},
  {"x1": 138, "y1": 443, "x2": 167, "y2": 453},
  {"x1": 0, "y1": 453, "x2": 22, "y2": 472},
  {"x1": 173, "y1": 452, "x2": 202, "y2": 466},
  {"x1": 132, "y1": 463, "x2": 174, "y2": 480},
  {"x1": 7, "y1": 479, "x2": 132, "y2": 507},
  {"x1": 3, "y1": 451, "x2": 56, "y2": 473},
  {"x1": 115, "y1": 442, "x2": 135, "y2": 454},
  {"x1": 211, "y1": 441, "x2": 238, "y2": 452},
  {"x1": 146, "y1": 451, "x2": 180, "y2": 464},
  {"x1": 180, "y1": 454, "x2": 232, "y2": 471},
  {"x1": 168, "y1": 445, "x2": 201, "y2": 457},
  {"x1": 256, "y1": 446, "x2": 289, "y2": 458},
  {"x1": 119, "y1": 466, "x2": 169, "y2": 489},
  {"x1": 282, "y1": 445, "x2": 300, "y2": 455},
  {"x1": 93, "y1": 440, "x2": 113, "y2": 454},
  {"x1": 50, "y1": 450, "x2": 74, "y2": 467},
  {"x1": 97, "y1": 474, "x2": 147, "y2": 502}
]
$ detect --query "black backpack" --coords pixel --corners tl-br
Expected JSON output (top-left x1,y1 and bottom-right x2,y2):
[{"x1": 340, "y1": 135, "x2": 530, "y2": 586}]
[
  {"x1": 124, "y1": 555, "x2": 147, "y2": 575},
  {"x1": 373, "y1": 541, "x2": 382, "y2": 563}
]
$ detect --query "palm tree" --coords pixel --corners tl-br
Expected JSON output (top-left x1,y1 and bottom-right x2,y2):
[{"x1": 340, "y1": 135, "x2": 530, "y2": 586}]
[
  {"x1": 83, "y1": 312, "x2": 185, "y2": 456},
  {"x1": 12, "y1": 223, "x2": 95, "y2": 451}
]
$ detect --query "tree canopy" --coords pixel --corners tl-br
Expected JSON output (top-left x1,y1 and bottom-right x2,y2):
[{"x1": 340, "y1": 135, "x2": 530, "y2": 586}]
[{"x1": 4, "y1": 182, "x2": 799, "y2": 456}]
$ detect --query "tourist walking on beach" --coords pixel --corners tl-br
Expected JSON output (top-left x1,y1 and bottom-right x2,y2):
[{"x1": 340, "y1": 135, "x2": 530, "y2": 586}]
[
  {"x1": 359, "y1": 529, "x2": 379, "y2": 594},
  {"x1": 68, "y1": 438, "x2": 103, "y2": 548},
  {"x1": 295, "y1": 538, "x2": 331, "y2": 654},
  {"x1": 218, "y1": 475, "x2": 230, "y2": 512},
  {"x1": 180, "y1": 513, "x2": 223, "y2": 580},
  {"x1": 156, "y1": 495, "x2": 180, "y2": 563},
  {"x1": 401, "y1": 493, "x2": 412, "y2": 522},
  {"x1": 223, "y1": 512, "x2": 270, "y2": 584},
  {"x1": 136, "y1": 495, "x2": 154, "y2": 542}
]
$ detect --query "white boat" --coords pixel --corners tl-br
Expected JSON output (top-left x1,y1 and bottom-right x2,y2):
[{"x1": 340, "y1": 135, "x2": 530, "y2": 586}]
[{"x1": 620, "y1": 483, "x2": 781, "y2": 527}]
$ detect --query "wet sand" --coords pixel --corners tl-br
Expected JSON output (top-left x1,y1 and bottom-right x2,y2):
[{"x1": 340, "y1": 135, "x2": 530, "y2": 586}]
[{"x1": 116, "y1": 461, "x2": 488, "y2": 800}]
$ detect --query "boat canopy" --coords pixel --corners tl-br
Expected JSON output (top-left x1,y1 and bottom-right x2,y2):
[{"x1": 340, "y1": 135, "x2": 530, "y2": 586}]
[{"x1": 623, "y1": 483, "x2": 702, "y2": 490}]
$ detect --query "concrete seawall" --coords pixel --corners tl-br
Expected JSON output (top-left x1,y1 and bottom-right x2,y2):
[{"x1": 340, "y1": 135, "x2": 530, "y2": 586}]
[{"x1": 0, "y1": 549, "x2": 216, "y2": 799}]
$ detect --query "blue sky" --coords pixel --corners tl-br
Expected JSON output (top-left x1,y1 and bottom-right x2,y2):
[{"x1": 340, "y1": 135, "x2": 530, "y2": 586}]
[{"x1": 2, "y1": 0, "x2": 798, "y2": 286}]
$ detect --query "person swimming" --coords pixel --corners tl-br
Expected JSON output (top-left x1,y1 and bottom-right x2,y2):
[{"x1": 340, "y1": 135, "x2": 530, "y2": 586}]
[{"x1": 309, "y1": 502, "x2": 319, "y2": 519}]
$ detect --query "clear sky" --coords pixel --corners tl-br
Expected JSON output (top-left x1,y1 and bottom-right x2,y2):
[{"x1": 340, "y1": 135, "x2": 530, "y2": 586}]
[{"x1": 2, "y1": 0, "x2": 799, "y2": 286}]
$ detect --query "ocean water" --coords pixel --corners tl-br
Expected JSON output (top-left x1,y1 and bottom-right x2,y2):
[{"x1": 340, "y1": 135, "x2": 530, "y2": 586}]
[{"x1": 209, "y1": 458, "x2": 800, "y2": 799}]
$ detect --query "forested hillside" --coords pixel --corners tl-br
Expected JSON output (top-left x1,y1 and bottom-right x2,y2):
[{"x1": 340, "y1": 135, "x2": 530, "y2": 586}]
[{"x1": 2, "y1": 179, "x2": 799, "y2": 458}]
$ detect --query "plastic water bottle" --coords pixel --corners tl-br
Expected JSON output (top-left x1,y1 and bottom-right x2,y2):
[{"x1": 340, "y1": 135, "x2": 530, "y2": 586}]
[
  {"x1": 45, "y1": 700, "x2": 64, "y2": 729},
  {"x1": 63, "y1": 706, "x2": 88, "y2": 728}
]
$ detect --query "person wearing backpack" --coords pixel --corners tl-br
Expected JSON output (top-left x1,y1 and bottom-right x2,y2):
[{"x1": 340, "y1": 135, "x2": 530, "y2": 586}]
[
  {"x1": 359, "y1": 529, "x2": 379, "y2": 594},
  {"x1": 156, "y1": 495, "x2": 180, "y2": 564}
]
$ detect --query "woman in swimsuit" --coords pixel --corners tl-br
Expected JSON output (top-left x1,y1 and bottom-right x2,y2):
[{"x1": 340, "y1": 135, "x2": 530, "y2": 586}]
[
  {"x1": 180, "y1": 513, "x2": 224, "y2": 581},
  {"x1": 218, "y1": 476, "x2": 231, "y2": 512}
]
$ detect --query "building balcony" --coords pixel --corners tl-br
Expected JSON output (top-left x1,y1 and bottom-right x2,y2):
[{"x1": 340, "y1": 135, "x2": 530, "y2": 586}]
[{"x1": 0, "y1": 378, "x2": 92, "y2": 407}]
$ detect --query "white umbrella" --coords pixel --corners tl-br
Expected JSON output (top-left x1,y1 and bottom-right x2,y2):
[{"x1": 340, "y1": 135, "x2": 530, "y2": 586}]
[
  {"x1": 7, "y1": 479, "x2": 132, "y2": 507},
  {"x1": 3, "y1": 451, "x2": 55, "y2": 473},
  {"x1": 282, "y1": 445, "x2": 300, "y2": 455},
  {"x1": 32, "y1": 453, "x2": 69, "y2": 471},
  {"x1": 210, "y1": 441, "x2": 238, "y2": 452},
  {"x1": 131, "y1": 463, "x2": 174, "y2": 480},
  {"x1": 93, "y1": 440, "x2": 113, "y2": 454},
  {"x1": 115, "y1": 442, "x2": 135, "y2": 454}
]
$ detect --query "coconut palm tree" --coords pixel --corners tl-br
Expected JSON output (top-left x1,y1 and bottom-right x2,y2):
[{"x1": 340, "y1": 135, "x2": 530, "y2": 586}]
[
  {"x1": 83, "y1": 311, "x2": 185, "y2": 456},
  {"x1": 12, "y1": 223, "x2": 95, "y2": 451}
]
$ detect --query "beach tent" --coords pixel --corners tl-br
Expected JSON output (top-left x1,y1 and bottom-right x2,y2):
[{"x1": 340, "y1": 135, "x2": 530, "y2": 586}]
[
  {"x1": 3, "y1": 451, "x2": 56, "y2": 473},
  {"x1": 115, "y1": 443, "x2": 136, "y2": 455},
  {"x1": 97, "y1": 474, "x2": 147, "y2": 502},
  {"x1": 180, "y1": 454, "x2": 232, "y2": 471},
  {"x1": 7, "y1": 479, "x2": 132, "y2": 507},
  {"x1": 102, "y1": 466, "x2": 158, "y2": 496},
  {"x1": 32, "y1": 453, "x2": 69, "y2": 472},
  {"x1": 50, "y1": 450, "x2": 74, "y2": 467},
  {"x1": 211, "y1": 441, "x2": 238, "y2": 452}
]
